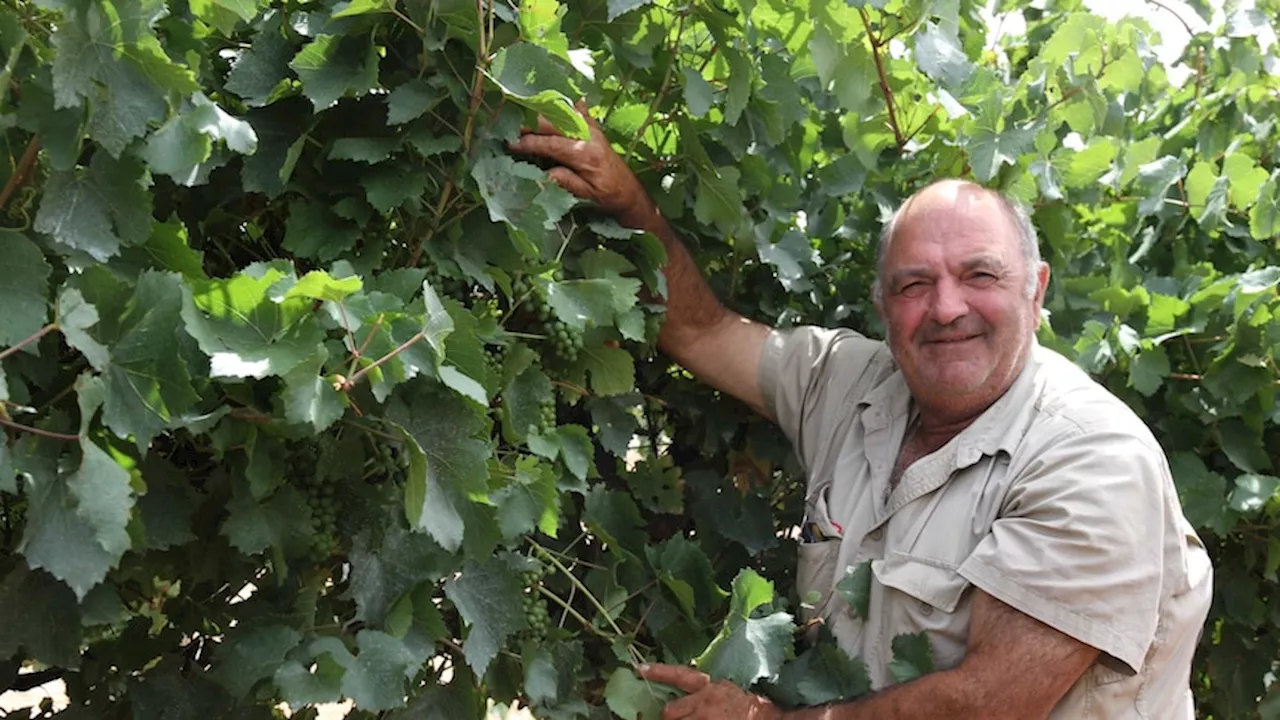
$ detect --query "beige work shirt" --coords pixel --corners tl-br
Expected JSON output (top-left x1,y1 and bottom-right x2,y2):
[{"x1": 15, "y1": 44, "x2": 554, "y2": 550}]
[{"x1": 760, "y1": 326, "x2": 1213, "y2": 718}]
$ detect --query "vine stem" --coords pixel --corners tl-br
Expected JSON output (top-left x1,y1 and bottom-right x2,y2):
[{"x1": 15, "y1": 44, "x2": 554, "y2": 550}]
[
  {"x1": 339, "y1": 329, "x2": 426, "y2": 391},
  {"x1": 0, "y1": 323, "x2": 57, "y2": 362},
  {"x1": 536, "y1": 585, "x2": 609, "y2": 639},
  {"x1": 531, "y1": 540, "x2": 644, "y2": 664},
  {"x1": 859, "y1": 8, "x2": 905, "y2": 150},
  {"x1": 627, "y1": 11, "x2": 687, "y2": 161},
  {"x1": 0, "y1": 416, "x2": 79, "y2": 441},
  {"x1": 0, "y1": 134, "x2": 39, "y2": 212}
]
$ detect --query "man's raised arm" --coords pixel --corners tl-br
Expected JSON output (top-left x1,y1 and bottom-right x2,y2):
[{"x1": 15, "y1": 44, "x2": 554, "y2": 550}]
[{"x1": 510, "y1": 105, "x2": 773, "y2": 417}]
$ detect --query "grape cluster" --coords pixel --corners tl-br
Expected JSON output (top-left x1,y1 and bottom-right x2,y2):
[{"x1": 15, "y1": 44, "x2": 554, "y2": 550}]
[
  {"x1": 537, "y1": 395, "x2": 557, "y2": 433},
  {"x1": 484, "y1": 345, "x2": 504, "y2": 378},
  {"x1": 512, "y1": 275, "x2": 584, "y2": 363},
  {"x1": 299, "y1": 469, "x2": 339, "y2": 563},
  {"x1": 520, "y1": 565, "x2": 552, "y2": 638}
]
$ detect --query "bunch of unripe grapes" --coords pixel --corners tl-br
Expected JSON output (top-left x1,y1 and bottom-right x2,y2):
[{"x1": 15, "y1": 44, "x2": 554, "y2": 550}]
[
  {"x1": 511, "y1": 275, "x2": 584, "y2": 363},
  {"x1": 537, "y1": 395, "x2": 556, "y2": 434},
  {"x1": 484, "y1": 345, "x2": 504, "y2": 379},
  {"x1": 520, "y1": 564, "x2": 552, "y2": 638},
  {"x1": 299, "y1": 469, "x2": 339, "y2": 562}
]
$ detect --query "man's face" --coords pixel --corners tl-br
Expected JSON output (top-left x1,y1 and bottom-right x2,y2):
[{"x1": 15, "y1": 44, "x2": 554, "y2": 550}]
[{"x1": 877, "y1": 183, "x2": 1048, "y2": 415}]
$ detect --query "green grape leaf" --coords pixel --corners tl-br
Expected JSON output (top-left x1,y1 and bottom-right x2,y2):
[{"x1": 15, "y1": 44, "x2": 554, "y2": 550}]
[
  {"x1": 1222, "y1": 152, "x2": 1269, "y2": 208},
  {"x1": 0, "y1": 232, "x2": 51, "y2": 348},
  {"x1": 289, "y1": 34, "x2": 380, "y2": 111},
  {"x1": 494, "y1": 455, "x2": 560, "y2": 539},
  {"x1": 472, "y1": 155, "x2": 578, "y2": 248},
  {"x1": 225, "y1": 15, "x2": 293, "y2": 106},
  {"x1": 387, "y1": 79, "x2": 444, "y2": 124},
  {"x1": 345, "y1": 518, "x2": 452, "y2": 627},
  {"x1": 211, "y1": 624, "x2": 302, "y2": 698},
  {"x1": 1228, "y1": 474, "x2": 1280, "y2": 514},
  {"x1": 574, "y1": 345, "x2": 636, "y2": 396},
  {"x1": 606, "y1": 0, "x2": 652, "y2": 20},
  {"x1": 646, "y1": 536, "x2": 725, "y2": 618},
  {"x1": 693, "y1": 164, "x2": 745, "y2": 235},
  {"x1": 190, "y1": 0, "x2": 260, "y2": 35},
  {"x1": 583, "y1": 486, "x2": 646, "y2": 558},
  {"x1": 914, "y1": 22, "x2": 973, "y2": 90},
  {"x1": 835, "y1": 560, "x2": 872, "y2": 621},
  {"x1": 500, "y1": 363, "x2": 554, "y2": 442},
  {"x1": 1250, "y1": 171, "x2": 1280, "y2": 240},
  {"x1": 523, "y1": 640, "x2": 583, "y2": 709},
  {"x1": 35, "y1": 153, "x2": 153, "y2": 262},
  {"x1": 695, "y1": 569, "x2": 794, "y2": 687},
  {"x1": 342, "y1": 630, "x2": 418, "y2": 711},
  {"x1": 1134, "y1": 156, "x2": 1187, "y2": 216},
  {"x1": 0, "y1": 562, "x2": 83, "y2": 668},
  {"x1": 220, "y1": 484, "x2": 313, "y2": 556},
  {"x1": 1170, "y1": 452, "x2": 1235, "y2": 535},
  {"x1": 68, "y1": 440, "x2": 134, "y2": 559},
  {"x1": 722, "y1": 46, "x2": 751, "y2": 126},
  {"x1": 274, "y1": 654, "x2": 345, "y2": 707},
  {"x1": 485, "y1": 43, "x2": 587, "y2": 140},
  {"x1": 329, "y1": 137, "x2": 400, "y2": 163},
  {"x1": 772, "y1": 640, "x2": 870, "y2": 707},
  {"x1": 443, "y1": 558, "x2": 528, "y2": 677},
  {"x1": 182, "y1": 264, "x2": 326, "y2": 379},
  {"x1": 282, "y1": 199, "x2": 362, "y2": 262},
  {"x1": 604, "y1": 667, "x2": 680, "y2": 720},
  {"x1": 282, "y1": 351, "x2": 346, "y2": 432},
  {"x1": 888, "y1": 631, "x2": 935, "y2": 683},
  {"x1": 1128, "y1": 346, "x2": 1171, "y2": 396},
  {"x1": 682, "y1": 67, "x2": 715, "y2": 118}
]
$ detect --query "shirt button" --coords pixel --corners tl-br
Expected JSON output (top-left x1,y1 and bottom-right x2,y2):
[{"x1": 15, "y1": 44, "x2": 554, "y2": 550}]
[
  {"x1": 920, "y1": 602, "x2": 934, "y2": 616},
  {"x1": 868, "y1": 528, "x2": 883, "y2": 541}
]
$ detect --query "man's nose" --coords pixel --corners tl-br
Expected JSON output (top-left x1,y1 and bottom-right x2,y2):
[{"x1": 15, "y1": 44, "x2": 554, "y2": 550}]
[{"x1": 929, "y1": 279, "x2": 969, "y2": 326}]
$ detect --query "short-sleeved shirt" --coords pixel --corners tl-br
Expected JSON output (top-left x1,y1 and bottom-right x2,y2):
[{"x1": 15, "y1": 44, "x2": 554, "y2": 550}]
[{"x1": 759, "y1": 325, "x2": 1213, "y2": 718}]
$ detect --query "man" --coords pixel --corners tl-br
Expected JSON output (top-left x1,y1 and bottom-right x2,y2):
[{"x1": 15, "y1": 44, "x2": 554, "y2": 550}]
[{"x1": 511, "y1": 107, "x2": 1213, "y2": 719}]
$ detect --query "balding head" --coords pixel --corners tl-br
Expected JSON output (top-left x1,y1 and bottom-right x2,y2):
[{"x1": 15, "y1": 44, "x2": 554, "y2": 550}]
[{"x1": 873, "y1": 180, "x2": 1042, "y2": 304}]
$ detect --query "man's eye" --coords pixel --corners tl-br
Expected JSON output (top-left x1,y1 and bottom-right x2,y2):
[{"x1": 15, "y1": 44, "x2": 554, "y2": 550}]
[
  {"x1": 899, "y1": 282, "x2": 927, "y2": 296},
  {"x1": 970, "y1": 272, "x2": 998, "y2": 284}
]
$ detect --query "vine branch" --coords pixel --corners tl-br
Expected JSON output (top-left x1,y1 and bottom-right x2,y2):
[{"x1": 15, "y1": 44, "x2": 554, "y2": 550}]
[
  {"x1": 0, "y1": 416, "x2": 79, "y2": 441},
  {"x1": 337, "y1": 329, "x2": 426, "y2": 392},
  {"x1": 0, "y1": 134, "x2": 39, "y2": 212},
  {"x1": 0, "y1": 322, "x2": 57, "y2": 362},
  {"x1": 860, "y1": 7, "x2": 905, "y2": 149}
]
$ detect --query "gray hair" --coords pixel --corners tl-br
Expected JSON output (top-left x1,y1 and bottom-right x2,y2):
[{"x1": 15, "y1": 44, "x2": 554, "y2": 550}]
[{"x1": 871, "y1": 184, "x2": 1042, "y2": 304}]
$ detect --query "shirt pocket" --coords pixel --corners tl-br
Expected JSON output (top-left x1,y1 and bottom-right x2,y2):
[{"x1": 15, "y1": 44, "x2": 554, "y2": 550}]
[
  {"x1": 872, "y1": 553, "x2": 974, "y2": 670},
  {"x1": 796, "y1": 539, "x2": 841, "y2": 626}
]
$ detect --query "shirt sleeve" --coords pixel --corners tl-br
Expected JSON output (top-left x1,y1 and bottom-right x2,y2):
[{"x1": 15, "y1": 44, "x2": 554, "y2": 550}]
[
  {"x1": 957, "y1": 425, "x2": 1168, "y2": 675},
  {"x1": 757, "y1": 325, "x2": 885, "y2": 473}
]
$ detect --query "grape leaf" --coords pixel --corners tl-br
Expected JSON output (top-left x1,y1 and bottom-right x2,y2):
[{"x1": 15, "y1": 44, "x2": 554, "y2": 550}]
[
  {"x1": 341, "y1": 630, "x2": 419, "y2": 711},
  {"x1": 583, "y1": 487, "x2": 646, "y2": 558},
  {"x1": 128, "y1": 663, "x2": 235, "y2": 720},
  {"x1": 494, "y1": 455, "x2": 560, "y2": 539},
  {"x1": 835, "y1": 560, "x2": 872, "y2": 621},
  {"x1": 472, "y1": 155, "x2": 578, "y2": 248},
  {"x1": 500, "y1": 363, "x2": 554, "y2": 442},
  {"x1": 772, "y1": 639, "x2": 870, "y2": 708},
  {"x1": 283, "y1": 351, "x2": 346, "y2": 432},
  {"x1": 289, "y1": 34, "x2": 380, "y2": 111},
  {"x1": 189, "y1": 0, "x2": 260, "y2": 35},
  {"x1": 523, "y1": 640, "x2": 583, "y2": 709},
  {"x1": 723, "y1": 46, "x2": 751, "y2": 126},
  {"x1": 225, "y1": 14, "x2": 294, "y2": 106},
  {"x1": 606, "y1": 0, "x2": 652, "y2": 20},
  {"x1": 1228, "y1": 474, "x2": 1280, "y2": 514},
  {"x1": 68, "y1": 440, "x2": 135, "y2": 559},
  {"x1": 682, "y1": 67, "x2": 715, "y2": 118},
  {"x1": 443, "y1": 558, "x2": 528, "y2": 677},
  {"x1": 182, "y1": 264, "x2": 326, "y2": 378},
  {"x1": 1128, "y1": 346, "x2": 1171, "y2": 396},
  {"x1": 211, "y1": 624, "x2": 302, "y2": 698},
  {"x1": 695, "y1": 569, "x2": 794, "y2": 687},
  {"x1": 142, "y1": 93, "x2": 257, "y2": 186},
  {"x1": 35, "y1": 153, "x2": 153, "y2": 262},
  {"x1": 1135, "y1": 156, "x2": 1187, "y2": 215},
  {"x1": 575, "y1": 345, "x2": 636, "y2": 396},
  {"x1": 0, "y1": 232, "x2": 51, "y2": 349},
  {"x1": 485, "y1": 43, "x2": 587, "y2": 140},
  {"x1": 387, "y1": 78, "x2": 443, "y2": 124},
  {"x1": 135, "y1": 456, "x2": 199, "y2": 550},
  {"x1": 1250, "y1": 171, "x2": 1280, "y2": 241},
  {"x1": 20, "y1": 458, "x2": 127, "y2": 599},
  {"x1": 888, "y1": 631, "x2": 935, "y2": 683},
  {"x1": 274, "y1": 655, "x2": 344, "y2": 707},
  {"x1": 220, "y1": 484, "x2": 313, "y2": 556},
  {"x1": 0, "y1": 562, "x2": 83, "y2": 668},
  {"x1": 282, "y1": 199, "x2": 362, "y2": 261},
  {"x1": 70, "y1": 270, "x2": 200, "y2": 445},
  {"x1": 1170, "y1": 452, "x2": 1236, "y2": 535},
  {"x1": 646, "y1": 536, "x2": 725, "y2": 618},
  {"x1": 914, "y1": 22, "x2": 974, "y2": 90},
  {"x1": 386, "y1": 382, "x2": 491, "y2": 544},
  {"x1": 346, "y1": 518, "x2": 453, "y2": 627},
  {"x1": 604, "y1": 667, "x2": 680, "y2": 720}
]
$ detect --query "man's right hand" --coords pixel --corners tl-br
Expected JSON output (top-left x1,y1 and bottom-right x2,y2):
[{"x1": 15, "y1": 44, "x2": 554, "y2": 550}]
[{"x1": 509, "y1": 101, "x2": 658, "y2": 229}]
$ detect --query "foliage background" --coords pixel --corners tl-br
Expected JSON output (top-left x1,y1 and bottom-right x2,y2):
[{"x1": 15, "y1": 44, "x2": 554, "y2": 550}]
[{"x1": 0, "y1": 0, "x2": 1278, "y2": 717}]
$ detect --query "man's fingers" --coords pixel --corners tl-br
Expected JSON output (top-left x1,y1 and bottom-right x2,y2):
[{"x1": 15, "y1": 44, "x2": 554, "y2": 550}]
[
  {"x1": 508, "y1": 132, "x2": 587, "y2": 167},
  {"x1": 546, "y1": 167, "x2": 593, "y2": 200},
  {"x1": 637, "y1": 663, "x2": 711, "y2": 693}
]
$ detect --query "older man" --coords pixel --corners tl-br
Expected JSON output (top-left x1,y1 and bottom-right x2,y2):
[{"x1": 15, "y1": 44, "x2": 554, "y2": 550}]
[{"x1": 511, "y1": 109, "x2": 1213, "y2": 719}]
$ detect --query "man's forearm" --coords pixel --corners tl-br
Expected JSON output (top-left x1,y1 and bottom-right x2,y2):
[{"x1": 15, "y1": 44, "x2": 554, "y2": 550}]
[{"x1": 784, "y1": 669, "x2": 998, "y2": 720}]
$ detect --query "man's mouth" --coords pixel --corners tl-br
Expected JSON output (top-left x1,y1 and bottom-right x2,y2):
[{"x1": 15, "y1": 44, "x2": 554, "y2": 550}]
[{"x1": 925, "y1": 333, "x2": 982, "y2": 345}]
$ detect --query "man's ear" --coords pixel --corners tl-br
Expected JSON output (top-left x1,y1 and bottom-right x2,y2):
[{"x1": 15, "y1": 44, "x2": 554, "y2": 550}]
[{"x1": 1033, "y1": 262, "x2": 1050, "y2": 327}]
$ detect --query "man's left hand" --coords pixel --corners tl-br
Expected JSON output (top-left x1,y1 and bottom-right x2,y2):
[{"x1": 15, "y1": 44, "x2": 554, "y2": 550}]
[{"x1": 638, "y1": 663, "x2": 784, "y2": 720}]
